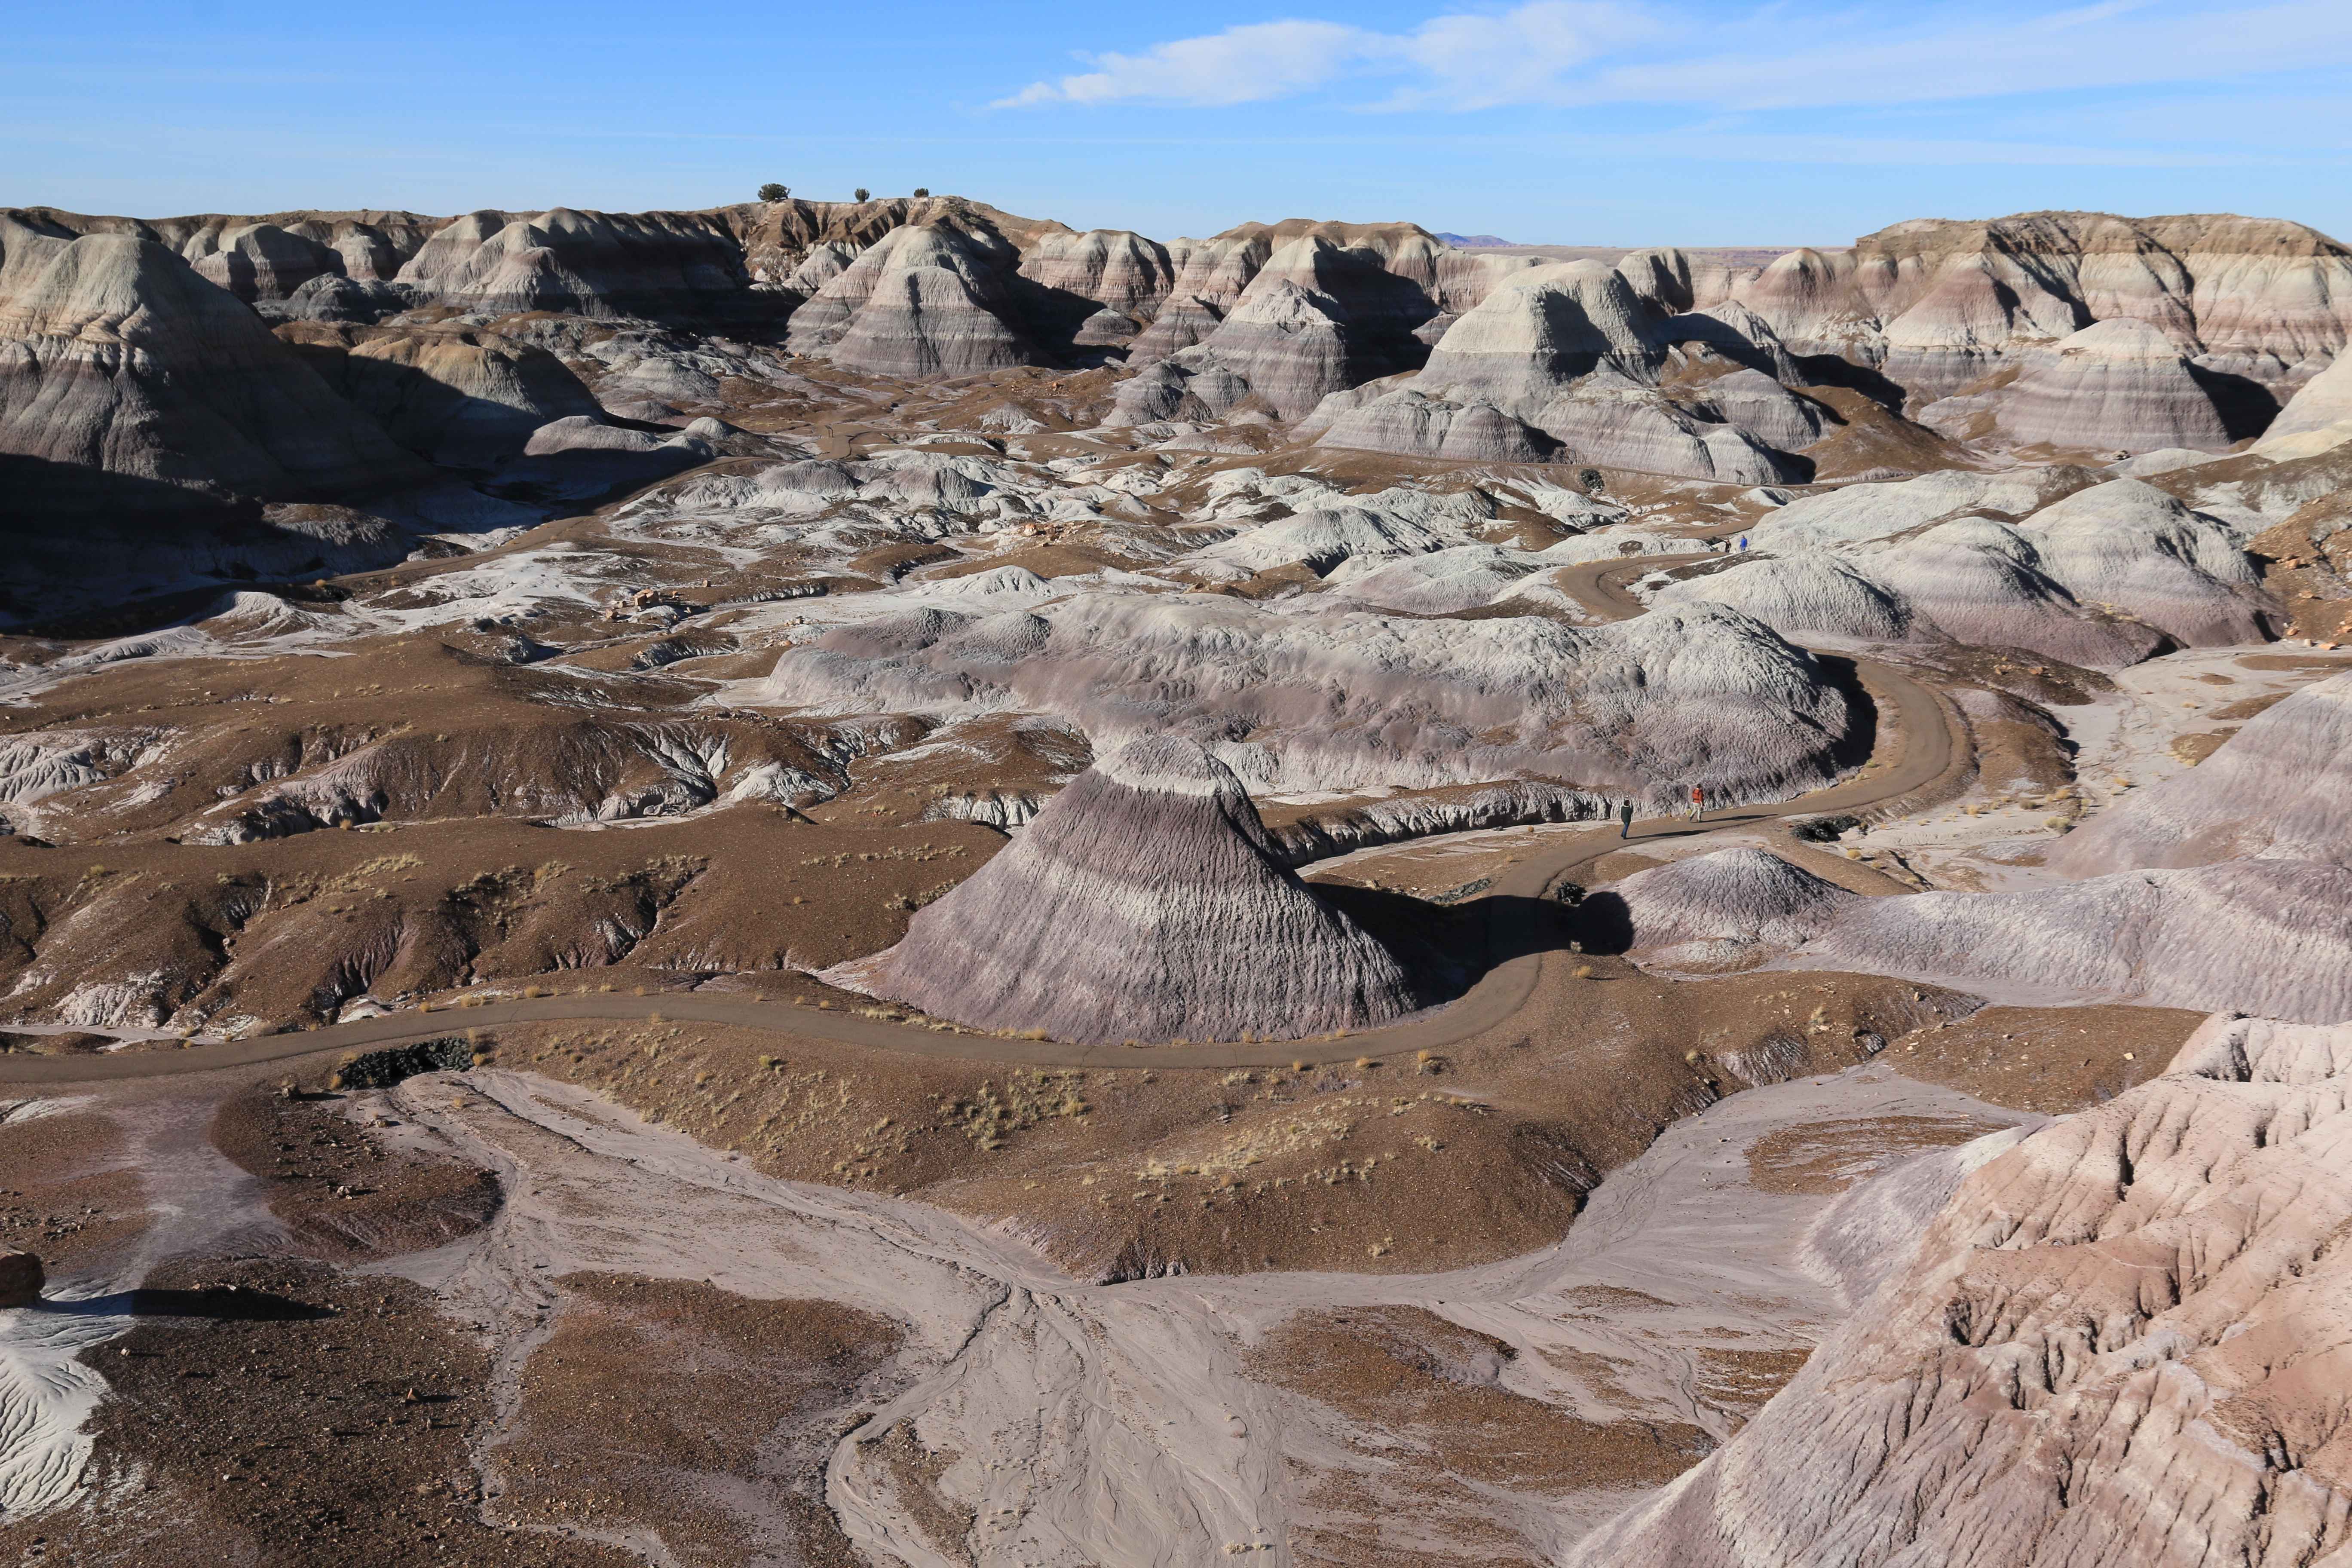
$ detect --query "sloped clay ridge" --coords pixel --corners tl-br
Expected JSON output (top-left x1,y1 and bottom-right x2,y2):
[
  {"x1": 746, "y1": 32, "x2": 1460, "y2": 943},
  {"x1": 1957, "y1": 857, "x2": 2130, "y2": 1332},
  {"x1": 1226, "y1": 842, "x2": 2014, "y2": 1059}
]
[
  {"x1": 0, "y1": 214, "x2": 430, "y2": 510},
  {"x1": 1615, "y1": 845, "x2": 2352, "y2": 1023},
  {"x1": 852, "y1": 734, "x2": 1420, "y2": 1044},
  {"x1": 2052, "y1": 668, "x2": 2352, "y2": 872},
  {"x1": 1565, "y1": 1010, "x2": 2352, "y2": 1568}
]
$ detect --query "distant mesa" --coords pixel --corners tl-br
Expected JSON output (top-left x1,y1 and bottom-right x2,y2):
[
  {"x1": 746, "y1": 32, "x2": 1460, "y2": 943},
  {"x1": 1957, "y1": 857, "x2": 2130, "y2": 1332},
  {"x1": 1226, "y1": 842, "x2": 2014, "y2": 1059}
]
[
  {"x1": 1432, "y1": 233, "x2": 1523, "y2": 248},
  {"x1": 837, "y1": 735, "x2": 1423, "y2": 1045}
]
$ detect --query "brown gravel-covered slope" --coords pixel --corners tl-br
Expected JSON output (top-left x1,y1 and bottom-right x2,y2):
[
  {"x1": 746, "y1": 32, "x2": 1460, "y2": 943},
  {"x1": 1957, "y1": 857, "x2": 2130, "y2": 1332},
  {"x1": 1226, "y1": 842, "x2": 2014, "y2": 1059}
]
[
  {"x1": 0, "y1": 1107, "x2": 149, "y2": 1277},
  {"x1": 210, "y1": 1085, "x2": 502, "y2": 1258},
  {"x1": 487, "y1": 959, "x2": 1969, "y2": 1281},
  {"x1": 485, "y1": 1274, "x2": 898, "y2": 1565},
  {"x1": 0, "y1": 1257, "x2": 639, "y2": 1568},
  {"x1": 1250, "y1": 1305, "x2": 1710, "y2": 1568}
]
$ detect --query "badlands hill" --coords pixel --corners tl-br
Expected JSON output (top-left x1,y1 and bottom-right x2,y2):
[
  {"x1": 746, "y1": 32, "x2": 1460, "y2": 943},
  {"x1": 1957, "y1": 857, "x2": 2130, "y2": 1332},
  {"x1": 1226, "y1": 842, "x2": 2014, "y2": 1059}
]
[
  {"x1": 1568, "y1": 1011, "x2": 2352, "y2": 1568},
  {"x1": 4, "y1": 196, "x2": 2343, "y2": 583},
  {"x1": 844, "y1": 735, "x2": 1421, "y2": 1044},
  {"x1": 1608, "y1": 669, "x2": 2352, "y2": 1024},
  {"x1": 2050, "y1": 667, "x2": 2352, "y2": 871},
  {"x1": 7, "y1": 181, "x2": 2352, "y2": 1568}
]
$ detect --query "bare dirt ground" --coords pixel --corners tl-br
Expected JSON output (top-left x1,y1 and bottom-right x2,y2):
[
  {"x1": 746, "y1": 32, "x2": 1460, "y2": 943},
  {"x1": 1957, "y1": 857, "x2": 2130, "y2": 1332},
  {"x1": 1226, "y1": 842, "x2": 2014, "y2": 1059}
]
[{"x1": 3, "y1": 1050, "x2": 2037, "y2": 1565}]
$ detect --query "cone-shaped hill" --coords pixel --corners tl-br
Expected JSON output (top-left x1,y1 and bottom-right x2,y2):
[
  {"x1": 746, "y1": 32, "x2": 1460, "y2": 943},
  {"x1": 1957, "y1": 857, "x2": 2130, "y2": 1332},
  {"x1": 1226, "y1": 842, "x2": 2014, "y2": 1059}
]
[{"x1": 854, "y1": 735, "x2": 1423, "y2": 1045}]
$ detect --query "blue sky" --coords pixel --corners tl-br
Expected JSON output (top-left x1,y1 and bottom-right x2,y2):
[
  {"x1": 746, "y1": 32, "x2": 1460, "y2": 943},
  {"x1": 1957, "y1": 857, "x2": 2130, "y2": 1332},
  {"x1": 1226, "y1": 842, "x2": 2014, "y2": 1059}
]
[{"x1": 10, "y1": 1, "x2": 2350, "y2": 245}]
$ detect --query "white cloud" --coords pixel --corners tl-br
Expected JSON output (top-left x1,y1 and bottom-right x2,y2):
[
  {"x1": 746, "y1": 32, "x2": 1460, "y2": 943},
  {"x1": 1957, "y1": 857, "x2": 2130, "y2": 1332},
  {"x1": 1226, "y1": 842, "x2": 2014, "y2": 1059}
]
[
  {"x1": 992, "y1": 20, "x2": 1370, "y2": 109},
  {"x1": 1385, "y1": 3, "x2": 1663, "y2": 110},
  {"x1": 996, "y1": 0, "x2": 2352, "y2": 113},
  {"x1": 995, "y1": 3, "x2": 1655, "y2": 110}
]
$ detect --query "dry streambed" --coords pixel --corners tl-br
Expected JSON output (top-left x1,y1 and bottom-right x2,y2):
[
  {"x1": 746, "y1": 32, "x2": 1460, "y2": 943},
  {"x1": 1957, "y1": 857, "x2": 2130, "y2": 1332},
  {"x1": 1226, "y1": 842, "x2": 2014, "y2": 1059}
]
[{"x1": 289, "y1": 1061, "x2": 2030, "y2": 1565}]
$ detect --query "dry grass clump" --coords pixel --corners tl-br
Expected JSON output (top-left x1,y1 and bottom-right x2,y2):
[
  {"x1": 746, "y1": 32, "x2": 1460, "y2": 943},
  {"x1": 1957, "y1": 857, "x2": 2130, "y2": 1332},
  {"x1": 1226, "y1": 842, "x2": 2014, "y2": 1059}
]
[{"x1": 943, "y1": 1072, "x2": 1091, "y2": 1151}]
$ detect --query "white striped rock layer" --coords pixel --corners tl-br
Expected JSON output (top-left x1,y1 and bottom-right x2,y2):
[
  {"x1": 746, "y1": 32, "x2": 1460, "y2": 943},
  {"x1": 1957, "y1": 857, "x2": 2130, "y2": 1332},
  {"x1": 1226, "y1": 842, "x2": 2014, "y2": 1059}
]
[{"x1": 856, "y1": 735, "x2": 1419, "y2": 1044}]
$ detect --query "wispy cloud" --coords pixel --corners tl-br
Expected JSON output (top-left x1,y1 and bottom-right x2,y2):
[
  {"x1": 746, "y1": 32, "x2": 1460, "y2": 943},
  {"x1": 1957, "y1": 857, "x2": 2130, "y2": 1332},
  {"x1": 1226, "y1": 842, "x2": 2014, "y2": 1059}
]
[
  {"x1": 994, "y1": 20, "x2": 1372, "y2": 108},
  {"x1": 994, "y1": 3, "x2": 1654, "y2": 110},
  {"x1": 996, "y1": 0, "x2": 2352, "y2": 112}
]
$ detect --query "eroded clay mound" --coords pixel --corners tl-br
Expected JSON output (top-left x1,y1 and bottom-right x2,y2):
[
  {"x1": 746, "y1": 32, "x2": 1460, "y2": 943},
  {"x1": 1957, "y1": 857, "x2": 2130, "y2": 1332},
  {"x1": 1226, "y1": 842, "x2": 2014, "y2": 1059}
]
[
  {"x1": 1617, "y1": 847, "x2": 2352, "y2": 1022},
  {"x1": 391, "y1": 205, "x2": 760, "y2": 321},
  {"x1": 765, "y1": 594, "x2": 1858, "y2": 801},
  {"x1": 2052, "y1": 669, "x2": 2352, "y2": 873},
  {"x1": 0, "y1": 218, "x2": 430, "y2": 510},
  {"x1": 1566, "y1": 1010, "x2": 2352, "y2": 1568},
  {"x1": 785, "y1": 219, "x2": 1041, "y2": 377},
  {"x1": 1807, "y1": 857, "x2": 2352, "y2": 1022},
  {"x1": 1608, "y1": 848, "x2": 1861, "y2": 970},
  {"x1": 1961, "y1": 317, "x2": 2234, "y2": 454},
  {"x1": 1314, "y1": 257, "x2": 1823, "y2": 483},
  {"x1": 855, "y1": 735, "x2": 1418, "y2": 1044},
  {"x1": 1706, "y1": 474, "x2": 2271, "y2": 661}
]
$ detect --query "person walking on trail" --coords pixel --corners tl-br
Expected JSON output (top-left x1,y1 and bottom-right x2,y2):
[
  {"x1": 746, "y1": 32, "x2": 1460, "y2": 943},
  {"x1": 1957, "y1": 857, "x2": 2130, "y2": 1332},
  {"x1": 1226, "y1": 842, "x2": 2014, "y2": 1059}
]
[
  {"x1": 1689, "y1": 784, "x2": 1706, "y2": 819},
  {"x1": 1737, "y1": 535, "x2": 1749, "y2": 551},
  {"x1": 1618, "y1": 799, "x2": 1635, "y2": 839}
]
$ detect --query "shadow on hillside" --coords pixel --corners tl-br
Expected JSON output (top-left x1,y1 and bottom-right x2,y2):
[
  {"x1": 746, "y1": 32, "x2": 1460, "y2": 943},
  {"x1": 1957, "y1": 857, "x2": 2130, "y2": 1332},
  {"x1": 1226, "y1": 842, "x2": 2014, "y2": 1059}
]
[{"x1": 1317, "y1": 881, "x2": 1589, "y2": 1006}]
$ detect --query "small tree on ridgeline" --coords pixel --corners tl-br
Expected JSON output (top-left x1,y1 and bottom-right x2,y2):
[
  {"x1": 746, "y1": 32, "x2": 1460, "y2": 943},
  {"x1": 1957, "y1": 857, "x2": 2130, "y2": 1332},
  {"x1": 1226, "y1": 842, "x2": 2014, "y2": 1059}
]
[
  {"x1": 758, "y1": 182, "x2": 789, "y2": 202},
  {"x1": 854, "y1": 187, "x2": 871, "y2": 202},
  {"x1": 913, "y1": 187, "x2": 930, "y2": 198}
]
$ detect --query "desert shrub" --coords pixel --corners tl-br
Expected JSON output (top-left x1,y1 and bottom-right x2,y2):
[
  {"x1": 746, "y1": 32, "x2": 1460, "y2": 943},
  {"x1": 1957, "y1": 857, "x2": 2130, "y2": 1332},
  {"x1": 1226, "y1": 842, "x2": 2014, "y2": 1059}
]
[
  {"x1": 758, "y1": 182, "x2": 789, "y2": 202},
  {"x1": 854, "y1": 187, "x2": 871, "y2": 201}
]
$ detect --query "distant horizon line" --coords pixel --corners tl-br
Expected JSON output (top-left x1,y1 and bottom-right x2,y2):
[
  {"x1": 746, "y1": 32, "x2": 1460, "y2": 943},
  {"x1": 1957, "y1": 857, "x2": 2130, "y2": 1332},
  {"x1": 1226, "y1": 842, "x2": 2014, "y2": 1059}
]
[{"x1": 9, "y1": 191, "x2": 2331, "y2": 254}]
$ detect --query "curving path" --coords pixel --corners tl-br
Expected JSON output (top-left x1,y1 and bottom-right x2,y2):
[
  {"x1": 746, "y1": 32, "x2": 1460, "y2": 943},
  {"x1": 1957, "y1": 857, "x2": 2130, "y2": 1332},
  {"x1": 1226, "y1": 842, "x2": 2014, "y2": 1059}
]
[{"x1": 0, "y1": 557, "x2": 1968, "y2": 1088}]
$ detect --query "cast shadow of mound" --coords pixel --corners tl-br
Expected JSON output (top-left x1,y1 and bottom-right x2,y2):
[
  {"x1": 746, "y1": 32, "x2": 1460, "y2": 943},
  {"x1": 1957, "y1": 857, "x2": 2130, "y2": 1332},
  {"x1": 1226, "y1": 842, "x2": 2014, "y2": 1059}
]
[
  {"x1": 1006, "y1": 276, "x2": 1130, "y2": 368},
  {"x1": 1571, "y1": 890, "x2": 1636, "y2": 957},
  {"x1": 2188, "y1": 365, "x2": 2282, "y2": 443},
  {"x1": 0, "y1": 455, "x2": 408, "y2": 631},
  {"x1": 1794, "y1": 353, "x2": 1910, "y2": 412},
  {"x1": 477, "y1": 440, "x2": 709, "y2": 506},
  {"x1": 1314, "y1": 883, "x2": 1581, "y2": 1006},
  {"x1": 34, "y1": 1287, "x2": 334, "y2": 1322},
  {"x1": 1812, "y1": 653, "x2": 1881, "y2": 772},
  {"x1": 0, "y1": 453, "x2": 257, "y2": 530},
  {"x1": 127, "y1": 1286, "x2": 336, "y2": 1322}
]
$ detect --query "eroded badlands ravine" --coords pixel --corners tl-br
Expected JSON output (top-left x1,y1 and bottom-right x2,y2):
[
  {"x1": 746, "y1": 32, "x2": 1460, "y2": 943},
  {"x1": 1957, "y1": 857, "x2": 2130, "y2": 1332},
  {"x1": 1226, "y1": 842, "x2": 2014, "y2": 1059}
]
[{"x1": 369, "y1": 1064, "x2": 2026, "y2": 1565}]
